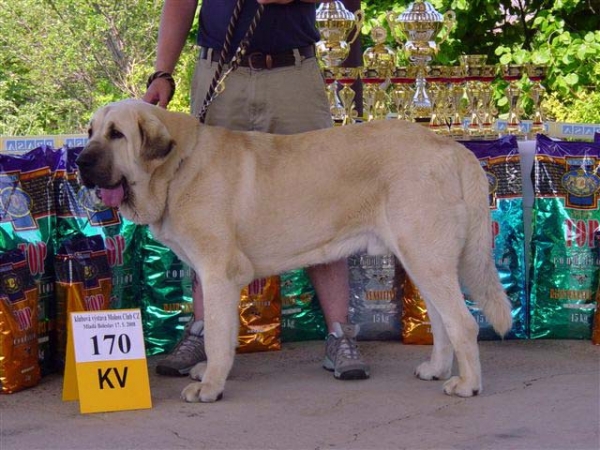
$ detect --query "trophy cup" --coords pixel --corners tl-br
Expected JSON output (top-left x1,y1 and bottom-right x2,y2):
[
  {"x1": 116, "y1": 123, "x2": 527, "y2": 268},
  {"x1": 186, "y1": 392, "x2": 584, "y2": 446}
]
[
  {"x1": 448, "y1": 65, "x2": 466, "y2": 138},
  {"x1": 315, "y1": 1, "x2": 364, "y2": 68},
  {"x1": 322, "y1": 68, "x2": 346, "y2": 122},
  {"x1": 389, "y1": 66, "x2": 416, "y2": 121},
  {"x1": 461, "y1": 55, "x2": 487, "y2": 138},
  {"x1": 362, "y1": 26, "x2": 395, "y2": 122},
  {"x1": 316, "y1": 1, "x2": 364, "y2": 125},
  {"x1": 501, "y1": 64, "x2": 525, "y2": 138},
  {"x1": 362, "y1": 26, "x2": 396, "y2": 78},
  {"x1": 333, "y1": 66, "x2": 361, "y2": 125},
  {"x1": 425, "y1": 65, "x2": 450, "y2": 134},
  {"x1": 526, "y1": 64, "x2": 547, "y2": 136},
  {"x1": 362, "y1": 67, "x2": 389, "y2": 122},
  {"x1": 479, "y1": 65, "x2": 498, "y2": 138},
  {"x1": 387, "y1": 0, "x2": 455, "y2": 121}
]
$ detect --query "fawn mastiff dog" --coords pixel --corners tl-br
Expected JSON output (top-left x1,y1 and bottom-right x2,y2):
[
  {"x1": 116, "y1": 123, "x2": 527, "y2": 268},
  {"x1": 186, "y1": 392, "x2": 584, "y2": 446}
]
[{"x1": 76, "y1": 99, "x2": 512, "y2": 403}]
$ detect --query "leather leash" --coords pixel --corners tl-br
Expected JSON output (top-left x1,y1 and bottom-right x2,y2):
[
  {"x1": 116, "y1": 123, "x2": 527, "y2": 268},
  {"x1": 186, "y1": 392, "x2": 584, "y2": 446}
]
[{"x1": 197, "y1": 1, "x2": 264, "y2": 123}]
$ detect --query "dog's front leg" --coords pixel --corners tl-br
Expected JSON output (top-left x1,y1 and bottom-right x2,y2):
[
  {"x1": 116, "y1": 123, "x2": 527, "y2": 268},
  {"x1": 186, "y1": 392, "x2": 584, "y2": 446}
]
[{"x1": 181, "y1": 275, "x2": 240, "y2": 403}]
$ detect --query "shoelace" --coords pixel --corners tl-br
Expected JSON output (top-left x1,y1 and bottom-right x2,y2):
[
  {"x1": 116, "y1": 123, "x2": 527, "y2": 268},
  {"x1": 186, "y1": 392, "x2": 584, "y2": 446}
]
[
  {"x1": 337, "y1": 336, "x2": 361, "y2": 361},
  {"x1": 173, "y1": 334, "x2": 205, "y2": 358}
]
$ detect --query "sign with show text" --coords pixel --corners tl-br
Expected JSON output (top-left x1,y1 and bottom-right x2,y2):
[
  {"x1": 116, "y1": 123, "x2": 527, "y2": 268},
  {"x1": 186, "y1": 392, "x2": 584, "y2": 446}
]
[{"x1": 63, "y1": 309, "x2": 152, "y2": 414}]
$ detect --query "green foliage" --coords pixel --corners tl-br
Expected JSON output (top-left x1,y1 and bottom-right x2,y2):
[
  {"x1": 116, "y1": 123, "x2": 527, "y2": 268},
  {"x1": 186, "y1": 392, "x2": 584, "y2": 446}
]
[{"x1": 0, "y1": 0, "x2": 198, "y2": 135}]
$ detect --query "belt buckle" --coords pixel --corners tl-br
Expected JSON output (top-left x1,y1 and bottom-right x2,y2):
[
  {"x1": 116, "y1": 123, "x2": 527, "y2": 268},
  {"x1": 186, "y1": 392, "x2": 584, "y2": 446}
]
[{"x1": 247, "y1": 52, "x2": 273, "y2": 70}]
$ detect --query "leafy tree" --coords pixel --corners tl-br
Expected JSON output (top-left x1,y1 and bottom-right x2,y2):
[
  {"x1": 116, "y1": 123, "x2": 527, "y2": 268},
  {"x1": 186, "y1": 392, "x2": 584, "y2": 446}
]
[{"x1": 0, "y1": 0, "x2": 198, "y2": 135}]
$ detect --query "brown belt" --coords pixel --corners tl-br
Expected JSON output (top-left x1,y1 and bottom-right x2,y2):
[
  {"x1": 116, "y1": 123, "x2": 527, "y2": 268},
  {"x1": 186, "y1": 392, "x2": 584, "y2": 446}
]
[{"x1": 199, "y1": 45, "x2": 316, "y2": 70}]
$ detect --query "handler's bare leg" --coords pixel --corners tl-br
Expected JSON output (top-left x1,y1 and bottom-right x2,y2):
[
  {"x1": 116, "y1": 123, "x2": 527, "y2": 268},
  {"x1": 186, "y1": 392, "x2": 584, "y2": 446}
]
[{"x1": 309, "y1": 259, "x2": 370, "y2": 380}]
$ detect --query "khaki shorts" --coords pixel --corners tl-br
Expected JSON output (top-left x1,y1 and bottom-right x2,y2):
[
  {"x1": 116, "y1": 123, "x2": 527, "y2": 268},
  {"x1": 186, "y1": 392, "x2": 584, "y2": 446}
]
[{"x1": 191, "y1": 49, "x2": 332, "y2": 135}]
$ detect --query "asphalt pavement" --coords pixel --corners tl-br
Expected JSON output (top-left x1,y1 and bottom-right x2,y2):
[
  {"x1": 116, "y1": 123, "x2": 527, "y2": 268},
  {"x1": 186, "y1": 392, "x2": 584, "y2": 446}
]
[{"x1": 1, "y1": 339, "x2": 599, "y2": 450}]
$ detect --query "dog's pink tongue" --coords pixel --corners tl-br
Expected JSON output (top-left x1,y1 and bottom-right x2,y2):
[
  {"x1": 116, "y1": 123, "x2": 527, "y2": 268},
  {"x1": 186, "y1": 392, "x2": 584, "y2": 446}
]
[{"x1": 100, "y1": 185, "x2": 124, "y2": 208}]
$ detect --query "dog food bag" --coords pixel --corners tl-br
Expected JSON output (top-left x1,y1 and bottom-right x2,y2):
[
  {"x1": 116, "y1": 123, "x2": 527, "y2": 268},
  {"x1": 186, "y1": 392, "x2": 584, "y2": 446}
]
[
  {"x1": 349, "y1": 253, "x2": 403, "y2": 341},
  {"x1": 136, "y1": 225, "x2": 193, "y2": 356},
  {"x1": 401, "y1": 275, "x2": 433, "y2": 345},
  {"x1": 0, "y1": 147, "x2": 59, "y2": 375},
  {"x1": 280, "y1": 269, "x2": 326, "y2": 342},
  {"x1": 54, "y1": 147, "x2": 139, "y2": 311},
  {"x1": 530, "y1": 134, "x2": 600, "y2": 339},
  {"x1": 401, "y1": 136, "x2": 528, "y2": 343},
  {"x1": 462, "y1": 136, "x2": 528, "y2": 339},
  {"x1": 0, "y1": 249, "x2": 41, "y2": 393},
  {"x1": 54, "y1": 235, "x2": 112, "y2": 367},
  {"x1": 238, "y1": 277, "x2": 281, "y2": 353}
]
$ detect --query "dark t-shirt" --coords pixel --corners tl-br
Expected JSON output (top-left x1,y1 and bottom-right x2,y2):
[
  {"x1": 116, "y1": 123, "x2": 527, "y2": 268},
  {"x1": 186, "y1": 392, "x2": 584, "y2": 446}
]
[{"x1": 197, "y1": 0, "x2": 320, "y2": 54}]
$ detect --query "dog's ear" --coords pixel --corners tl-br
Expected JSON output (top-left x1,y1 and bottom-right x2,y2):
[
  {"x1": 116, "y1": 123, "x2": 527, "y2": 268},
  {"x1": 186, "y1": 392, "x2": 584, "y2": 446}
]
[{"x1": 137, "y1": 112, "x2": 175, "y2": 161}]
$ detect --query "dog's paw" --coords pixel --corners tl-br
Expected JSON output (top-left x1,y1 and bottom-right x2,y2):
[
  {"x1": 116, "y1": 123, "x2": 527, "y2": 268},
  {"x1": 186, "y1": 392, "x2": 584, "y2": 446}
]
[
  {"x1": 443, "y1": 376, "x2": 481, "y2": 397},
  {"x1": 414, "y1": 361, "x2": 451, "y2": 381},
  {"x1": 189, "y1": 362, "x2": 206, "y2": 381},
  {"x1": 181, "y1": 381, "x2": 223, "y2": 403}
]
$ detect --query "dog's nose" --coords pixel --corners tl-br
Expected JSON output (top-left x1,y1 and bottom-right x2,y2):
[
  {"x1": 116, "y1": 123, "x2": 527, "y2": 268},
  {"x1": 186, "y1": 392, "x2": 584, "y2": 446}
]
[{"x1": 75, "y1": 150, "x2": 97, "y2": 169}]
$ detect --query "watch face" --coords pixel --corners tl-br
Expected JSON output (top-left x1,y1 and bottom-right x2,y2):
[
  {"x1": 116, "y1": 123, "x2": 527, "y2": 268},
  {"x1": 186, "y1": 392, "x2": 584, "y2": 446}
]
[{"x1": 371, "y1": 26, "x2": 387, "y2": 44}]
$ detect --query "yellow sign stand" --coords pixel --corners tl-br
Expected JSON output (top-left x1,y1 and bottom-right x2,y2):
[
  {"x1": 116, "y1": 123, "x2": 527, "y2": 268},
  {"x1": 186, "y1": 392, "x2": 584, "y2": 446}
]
[{"x1": 62, "y1": 309, "x2": 152, "y2": 414}]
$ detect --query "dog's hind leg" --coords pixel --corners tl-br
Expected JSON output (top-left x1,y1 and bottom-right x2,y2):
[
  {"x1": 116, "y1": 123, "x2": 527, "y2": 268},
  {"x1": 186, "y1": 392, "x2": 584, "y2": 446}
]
[
  {"x1": 389, "y1": 219, "x2": 482, "y2": 397},
  {"x1": 414, "y1": 299, "x2": 453, "y2": 381},
  {"x1": 409, "y1": 267, "x2": 481, "y2": 397}
]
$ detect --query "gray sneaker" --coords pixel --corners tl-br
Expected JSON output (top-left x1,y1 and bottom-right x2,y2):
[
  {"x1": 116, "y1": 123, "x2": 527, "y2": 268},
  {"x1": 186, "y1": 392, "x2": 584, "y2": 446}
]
[
  {"x1": 323, "y1": 322, "x2": 370, "y2": 380},
  {"x1": 156, "y1": 320, "x2": 207, "y2": 376}
]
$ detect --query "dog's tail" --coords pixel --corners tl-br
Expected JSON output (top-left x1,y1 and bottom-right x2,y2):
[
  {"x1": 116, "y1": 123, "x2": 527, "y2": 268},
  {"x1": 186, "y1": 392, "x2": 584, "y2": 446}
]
[{"x1": 457, "y1": 147, "x2": 513, "y2": 337}]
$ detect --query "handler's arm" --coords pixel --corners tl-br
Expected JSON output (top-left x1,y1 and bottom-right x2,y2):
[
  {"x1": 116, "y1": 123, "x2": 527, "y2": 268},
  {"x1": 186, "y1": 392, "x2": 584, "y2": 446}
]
[{"x1": 144, "y1": 0, "x2": 198, "y2": 108}]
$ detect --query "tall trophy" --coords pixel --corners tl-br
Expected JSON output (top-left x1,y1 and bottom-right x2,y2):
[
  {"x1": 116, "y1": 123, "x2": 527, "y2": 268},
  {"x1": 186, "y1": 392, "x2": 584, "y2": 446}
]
[
  {"x1": 387, "y1": 0, "x2": 455, "y2": 121},
  {"x1": 362, "y1": 26, "x2": 395, "y2": 122},
  {"x1": 390, "y1": 66, "x2": 416, "y2": 121},
  {"x1": 334, "y1": 66, "x2": 361, "y2": 125},
  {"x1": 426, "y1": 66, "x2": 450, "y2": 134},
  {"x1": 526, "y1": 64, "x2": 547, "y2": 136},
  {"x1": 448, "y1": 65, "x2": 466, "y2": 138},
  {"x1": 479, "y1": 64, "x2": 499, "y2": 138},
  {"x1": 461, "y1": 55, "x2": 487, "y2": 138},
  {"x1": 316, "y1": 1, "x2": 364, "y2": 124},
  {"x1": 501, "y1": 64, "x2": 525, "y2": 138},
  {"x1": 315, "y1": 1, "x2": 364, "y2": 68}
]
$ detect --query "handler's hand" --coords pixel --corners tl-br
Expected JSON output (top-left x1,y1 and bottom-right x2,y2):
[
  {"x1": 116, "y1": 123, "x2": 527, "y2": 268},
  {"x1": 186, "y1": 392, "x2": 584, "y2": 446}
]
[{"x1": 142, "y1": 78, "x2": 173, "y2": 109}]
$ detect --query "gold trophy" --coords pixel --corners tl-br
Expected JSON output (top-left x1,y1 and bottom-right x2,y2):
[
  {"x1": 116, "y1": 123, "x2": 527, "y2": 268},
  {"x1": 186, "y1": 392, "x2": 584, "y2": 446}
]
[
  {"x1": 526, "y1": 64, "x2": 547, "y2": 136},
  {"x1": 362, "y1": 26, "x2": 395, "y2": 122},
  {"x1": 387, "y1": 0, "x2": 455, "y2": 121},
  {"x1": 362, "y1": 68, "x2": 389, "y2": 122},
  {"x1": 315, "y1": 1, "x2": 364, "y2": 68},
  {"x1": 448, "y1": 65, "x2": 466, "y2": 138},
  {"x1": 390, "y1": 66, "x2": 416, "y2": 121},
  {"x1": 461, "y1": 55, "x2": 487, "y2": 138},
  {"x1": 479, "y1": 65, "x2": 498, "y2": 138},
  {"x1": 322, "y1": 68, "x2": 346, "y2": 122},
  {"x1": 362, "y1": 26, "x2": 396, "y2": 78},
  {"x1": 425, "y1": 66, "x2": 450, "y2": 134},
  {"x1": 501, "y1": 64, "x2": 525, "y2": 138},
  {"x1": 333, "y1": 66, "x2": 361, "y2": 125}
]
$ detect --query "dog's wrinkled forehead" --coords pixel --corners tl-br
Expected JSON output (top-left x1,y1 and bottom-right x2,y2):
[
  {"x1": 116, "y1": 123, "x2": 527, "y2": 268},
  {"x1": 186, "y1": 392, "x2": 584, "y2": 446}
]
[{"x1": 88, "y1": 103, "x2": 139, "y2": 141}]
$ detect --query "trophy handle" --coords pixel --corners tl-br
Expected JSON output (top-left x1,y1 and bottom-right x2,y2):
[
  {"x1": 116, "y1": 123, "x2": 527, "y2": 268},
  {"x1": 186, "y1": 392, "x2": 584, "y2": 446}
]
[
  {"x1": 347, "y1": 9, "x2": 364, "y2": 45},
  {"x1": 386, "y1": 11, "x2": 405, "y2": 46},
  {"x1": 437, "y1": 10, "x2": 456, "y2": 45}
]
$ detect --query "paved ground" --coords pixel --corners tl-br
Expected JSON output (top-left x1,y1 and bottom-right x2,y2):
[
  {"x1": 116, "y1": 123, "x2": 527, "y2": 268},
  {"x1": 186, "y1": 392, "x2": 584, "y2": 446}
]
[{"x1": 1, "y1": 339, "x2": 599, "y2": 450}]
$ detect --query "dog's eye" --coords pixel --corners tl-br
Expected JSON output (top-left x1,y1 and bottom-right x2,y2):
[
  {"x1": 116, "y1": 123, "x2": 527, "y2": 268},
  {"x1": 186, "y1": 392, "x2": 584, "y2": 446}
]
[{"x1": 109, "y1": 128, "x2": 124, "y2": 140}]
